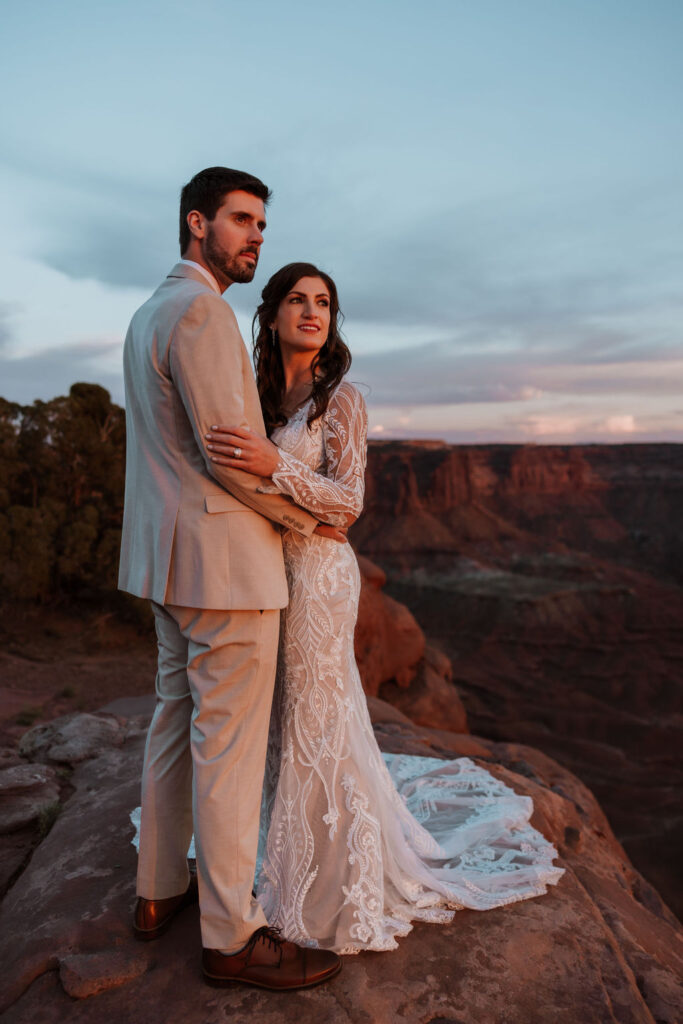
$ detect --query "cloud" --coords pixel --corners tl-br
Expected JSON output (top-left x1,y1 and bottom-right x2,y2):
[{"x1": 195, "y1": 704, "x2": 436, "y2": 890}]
[
  {"x1": 352, "y1": 332, "x2": 683, "y2": 408},
  {"x1": 513, "y1": 412, "x2": 638, "y2": 439},
  {"x1": 12, "y1": 148, "x2": 682, "y2": 350},
  {"x1": 0, "y1": 304, "x2": 17, "y2": 349},
  {"x1": 42, "y1": 195, "x2": 173, "y2": 291},
  {"x1": 1, "y1": 155, "x2": 174, "y2": 290},
  {"x1": 2, "y1": 155, "x2": 681, "y2": 445},
  {"x1": 368, "y1": 405, "x2": 683, "y2": 445},
  {"x1": 604, "y1": 415, "x2": 636, "y2": 434},
  {"x1": 0, "y1": 337, "x2": 124, "y2": 405}
]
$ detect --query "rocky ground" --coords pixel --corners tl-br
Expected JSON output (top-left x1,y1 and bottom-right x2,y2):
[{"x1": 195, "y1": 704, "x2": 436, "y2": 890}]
[
  {"x1": 1, "y1": 535, "x2": 681, "y2": 1021},
  {"x1": 0, "y1": 698, "x2": 681, "y2": 1024},
  {"x1": 0, "y1": 602, "x2": 157, "y2": 751}
]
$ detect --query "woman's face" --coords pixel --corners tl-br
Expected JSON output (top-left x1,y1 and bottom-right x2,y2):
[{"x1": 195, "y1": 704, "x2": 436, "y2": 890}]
[{"x1": 272, "y1": 276, "x2": 331, "y2": 358}]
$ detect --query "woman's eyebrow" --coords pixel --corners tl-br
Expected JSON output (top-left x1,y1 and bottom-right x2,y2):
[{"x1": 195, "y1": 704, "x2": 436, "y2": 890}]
[{"x1": 287, "y1": 290, "x2": 329, "y2": 298}]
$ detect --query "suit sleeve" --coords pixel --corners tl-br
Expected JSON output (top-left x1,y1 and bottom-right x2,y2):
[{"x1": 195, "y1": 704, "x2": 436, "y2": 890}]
[{"x1": 169, "y1": 292, "x2": 318, "y2": 536}]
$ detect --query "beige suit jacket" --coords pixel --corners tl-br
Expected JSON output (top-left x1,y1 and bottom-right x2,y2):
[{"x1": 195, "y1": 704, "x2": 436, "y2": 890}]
[{"x1": 118, "y1": 263, "x2": 318, "y2": 610}]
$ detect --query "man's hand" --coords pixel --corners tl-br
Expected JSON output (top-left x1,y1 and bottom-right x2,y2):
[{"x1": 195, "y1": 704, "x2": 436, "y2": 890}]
[{"x1": 314, "y1": 524, "x2": 348, "y2": 544}]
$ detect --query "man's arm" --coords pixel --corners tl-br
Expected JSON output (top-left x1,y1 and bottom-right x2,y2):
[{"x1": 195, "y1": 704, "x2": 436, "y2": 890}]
[
  {"x1": 205, "y1": 383, "x2": 367, "y2": 529},
  {"x1": 169, "y1": 291, "x2": 318, "y2": 535}
]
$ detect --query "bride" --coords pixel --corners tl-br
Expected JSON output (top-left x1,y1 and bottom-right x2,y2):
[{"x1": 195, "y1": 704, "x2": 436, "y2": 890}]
[{"x1": 204, "y1": 262, "x2": 564, "y2": 953}]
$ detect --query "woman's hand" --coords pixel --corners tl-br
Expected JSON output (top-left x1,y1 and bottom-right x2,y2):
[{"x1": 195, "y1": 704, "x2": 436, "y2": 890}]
[
  {"x1": 314, "y1": 523, "x2": 348, "y2": 544},
  {"x1": 205, "y1": 425, "x2": 280, "y2": 477}
]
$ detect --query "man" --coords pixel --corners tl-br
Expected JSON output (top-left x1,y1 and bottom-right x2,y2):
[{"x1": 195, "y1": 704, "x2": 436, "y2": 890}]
[{"x1": 119, "y1": 167, "x2": 342, "y2": 989}]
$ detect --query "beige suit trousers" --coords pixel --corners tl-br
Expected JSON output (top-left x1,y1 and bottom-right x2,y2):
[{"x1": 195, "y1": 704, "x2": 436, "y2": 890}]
[{"x1": 136, "y1": 602, "x2": 279, "y2": 951}]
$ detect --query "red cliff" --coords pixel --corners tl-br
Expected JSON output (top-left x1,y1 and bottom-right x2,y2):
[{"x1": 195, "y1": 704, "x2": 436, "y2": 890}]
[{"x1": 351, "y1": 441, "x2": 683, "y2": 920}]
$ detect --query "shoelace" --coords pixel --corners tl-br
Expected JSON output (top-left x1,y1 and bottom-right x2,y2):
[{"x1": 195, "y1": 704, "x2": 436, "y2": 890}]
[{"x1": 248, "y1": 926, "x2": 284, "y2": 956}]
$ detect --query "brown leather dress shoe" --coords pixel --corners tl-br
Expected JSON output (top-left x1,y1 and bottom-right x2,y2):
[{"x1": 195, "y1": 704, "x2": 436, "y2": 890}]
[
  {"x1": 133, "y1": 874, "x2": 199, "y2": 941},
  {"x1": 203, "y1": 926, "x2": 342, "y2": 990}
]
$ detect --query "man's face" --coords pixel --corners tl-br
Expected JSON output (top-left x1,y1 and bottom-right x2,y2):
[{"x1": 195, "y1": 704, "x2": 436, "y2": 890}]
[{"x1": 200, "y1": 190, "x2": 267, "y2": 286}]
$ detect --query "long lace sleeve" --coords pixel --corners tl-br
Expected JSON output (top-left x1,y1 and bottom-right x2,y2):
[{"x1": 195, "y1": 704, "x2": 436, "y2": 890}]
[{"x1": 270, "y1": 382, "x2": 368, "y2": 528}]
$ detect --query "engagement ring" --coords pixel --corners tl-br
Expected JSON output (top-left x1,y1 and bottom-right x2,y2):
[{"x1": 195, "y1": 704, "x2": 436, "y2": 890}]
[{"x1": 233, "y1": 447, "x2": 242, "y2": 459}]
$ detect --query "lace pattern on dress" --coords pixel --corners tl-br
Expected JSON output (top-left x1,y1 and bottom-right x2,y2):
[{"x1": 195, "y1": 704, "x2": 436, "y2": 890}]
[
  {"x1": 260, "y1": 381, "x2": 368, "y2": 529},
  {"x1": 253, "y1": 380, "x2": 564, "y2": 952}
]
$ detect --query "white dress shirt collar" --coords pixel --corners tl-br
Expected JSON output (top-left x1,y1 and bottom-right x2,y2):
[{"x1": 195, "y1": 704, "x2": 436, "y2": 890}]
[{"x1": 178, "y1": 258, "x2": 222, "y2": 295}]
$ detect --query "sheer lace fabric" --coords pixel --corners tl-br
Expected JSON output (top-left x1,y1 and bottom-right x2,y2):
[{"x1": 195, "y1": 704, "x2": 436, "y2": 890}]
[
  {"x1": 255, "y1": 381, "x2": 564, "y2": 953},
  {"x1": 265, "y1": 379, "x2": 368, "y2": 529}
]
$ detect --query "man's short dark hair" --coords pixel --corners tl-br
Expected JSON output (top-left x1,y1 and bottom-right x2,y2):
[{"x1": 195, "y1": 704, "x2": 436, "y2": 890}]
[{"x1": 179, "y1": 167, "x2": 271, "y2": 253}]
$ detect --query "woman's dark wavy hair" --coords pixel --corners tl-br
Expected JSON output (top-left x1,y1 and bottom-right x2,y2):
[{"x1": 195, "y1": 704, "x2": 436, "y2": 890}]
[{"x1": 253, "y1": 262, "x2": 351, "y2": 435}]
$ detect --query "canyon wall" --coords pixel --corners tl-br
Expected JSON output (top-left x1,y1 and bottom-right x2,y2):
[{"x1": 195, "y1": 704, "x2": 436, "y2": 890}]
[
  {"x1": 354, "y1": 441, "x2": 683, "y2": 580},
  {"x1": 351, "y1": 441, "x2": 683, "y2": 918}
]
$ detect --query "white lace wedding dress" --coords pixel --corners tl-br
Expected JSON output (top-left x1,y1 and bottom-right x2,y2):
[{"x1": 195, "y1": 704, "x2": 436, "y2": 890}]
[
  {"x1": 251, "y1": 380, "x2": 564, "y2": 954},
  {"x1": 131, "y1": 380, "x2": 563, "y2": 951}
]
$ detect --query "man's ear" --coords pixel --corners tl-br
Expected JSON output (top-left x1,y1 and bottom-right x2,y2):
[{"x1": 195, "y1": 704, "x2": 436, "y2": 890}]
[{"x1": 186, "y1": 210, "x2": 206, "y2": 240}]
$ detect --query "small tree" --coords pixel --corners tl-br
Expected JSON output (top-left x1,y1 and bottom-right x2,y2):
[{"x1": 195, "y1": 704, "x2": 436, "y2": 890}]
[{"x1": 0, "y1": 383, "x2": 127, "y2": 603}]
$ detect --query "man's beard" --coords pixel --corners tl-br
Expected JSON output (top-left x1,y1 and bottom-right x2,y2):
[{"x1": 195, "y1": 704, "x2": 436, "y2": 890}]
[{"x1": 204, "y1": 227, "x2": 257, "y2": 284}]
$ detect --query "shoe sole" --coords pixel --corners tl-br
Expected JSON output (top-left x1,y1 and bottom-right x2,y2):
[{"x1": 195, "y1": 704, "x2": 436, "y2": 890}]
[
  {"x1": 133, "y1": 919, "x2": 175, "y2": 942},
  {"x1": 203, "y1": 959, "x2": 342, "y2": 990},
  {"x1": 133, "y1": 883, "x2": 198, "y2": 942}
]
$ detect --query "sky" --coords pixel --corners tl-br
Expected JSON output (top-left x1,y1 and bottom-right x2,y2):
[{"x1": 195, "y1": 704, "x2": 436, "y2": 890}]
[{"x1": 1, "y1": 0, "x2": 681, "y2": 443}]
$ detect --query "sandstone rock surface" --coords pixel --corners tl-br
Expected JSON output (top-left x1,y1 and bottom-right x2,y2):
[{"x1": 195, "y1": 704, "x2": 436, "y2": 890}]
[
  {"x1": 59, "y1": 950, "x2": 148, "y2": 999},
  {"x1": 19, "y1": 712, "x2": 124, "y2": 764},
  {"x1": 0, "y1": 763, "x2": 60, "y2": 833},
  {"x1": 354, "y1": 554, "x2": 425, "y2": 693},
  {"x1": 0, "y1": 707, "x2": 681, "y2": 1024},
  {"x1": 380, "y1": 643, "x2": 468, "y2": 734},
  {"x1": 354, "y1": 556, "x2": 467, "y2": 734}
]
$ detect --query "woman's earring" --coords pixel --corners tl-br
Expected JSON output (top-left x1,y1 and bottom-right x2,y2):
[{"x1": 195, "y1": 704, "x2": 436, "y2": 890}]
[{"x1": 271, "y1": 327, "x2": 276, "y2": 346}]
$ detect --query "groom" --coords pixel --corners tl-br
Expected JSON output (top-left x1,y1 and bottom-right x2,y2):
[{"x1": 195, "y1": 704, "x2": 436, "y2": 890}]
[{"x1": 119, "y1": 167, "x2": 341, "y2": 989}]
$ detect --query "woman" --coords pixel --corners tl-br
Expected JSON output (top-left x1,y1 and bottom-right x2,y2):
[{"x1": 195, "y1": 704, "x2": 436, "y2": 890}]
[{"x1": 205, "y1": 262, "x2": 563, "y2": 954}]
